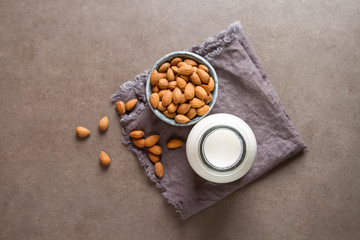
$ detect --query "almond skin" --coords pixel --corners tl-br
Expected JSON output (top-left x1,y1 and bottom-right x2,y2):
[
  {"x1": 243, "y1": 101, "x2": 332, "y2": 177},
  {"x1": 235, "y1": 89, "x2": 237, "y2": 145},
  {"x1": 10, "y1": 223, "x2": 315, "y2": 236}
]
[
  {"x1": 157, "y1": 72, "x2": 167, "y2": 79},
  {"x1": 116, "y1": 101, "x2": 126, "y2": 115},
  {"x1": 99, "y1": 151, "x2": 111, "y2": 166},
  {"x1": 172, "y1": 87, "x2": 182, "y2": 104},
  {"x1": 98, "y1": 116, "x2": 109, "y2": 131},
  {"x1": 171, "y1": 66, "x2": 179, "y2": 74},
  {"x1": 198, "y1": 64, "x2": 209, "y2": 72},
  {"x1": 196, "y1": 105, "x2": 210, "y2": 116},
  {"x1": 186, "y1": 108, "x2": 197, "y2": 119},
  {"x1": 159, "y1": 62, "x2": 170, "y2": 72},
  {"x1": 158, "y1": 90, "x2": 166, "y2": 100},
  {"x1": 177, "y1": 103, "x2": 191, "y2": 114},
  {"x1": 201, "y1": 85, "x2": 211, "y2": 95},
  {"x1": 152, "y1": 85, "x2": 160, "y2": 93},
  {"x1": 168, "y1": 81, "x2": 177, "y2": 90},
  {"x1": 195, "y1": 86, "x2": 208, "y2": 100},
  {"x1": 158, "y1": 78, "x2": 169, "y2": 90},
  {"x1": 171, "y1": 57, "x2": 182, "y2": 66},
  {"x1": 167, "y1": 139, "x2": 184, "y2": 149},
  {"x1": 148, "y1": 152, "x2": 160, "y2": 163},
  {"x1": 167, "y1": 103, "x2": 178, "y2": 113},
  {"x1": 208, "y1": 77, "x2": 215, "y2": 91},
  {"x1": 148, "y1": 145, "x2": 162, "y2": 155},
  {"x1": 145, "y1": 135, "x2": 160, "y2": 147},
  {"x1": 197, "y1": 69, "x2": 210, "y2": 84},
  {"x1": 162, "y1": 90, "x2": 172, "y2": 107},
  {"x1": 157, "y1": 101, "x2": 167, "y2": 111},
  {"x1": 177, "y1": 64, "x2": 193, "y2": 75},
  {"x1": 167, "y1": 68, "x2": 175, "y2": 81},
  {"x1": 190, "y1": 72, "x2": 201, "y2": 85},
  {"x1": 150, "y1": 69, "x2": 159, "y2": 85},
  {"x1": 205, "y1": 93, "x2": 213, "y2": 104},
  {"x1": 189, "y1": 98, "x2": 205, "y2": 108},
  {"x1": 175, "y1": 114, "x2": 190, "y2": 124},
  {"x1": 154, "y1": 162, "x2": 164, "y2": 178},
  {"x1": 184, "y1": 82, "x2": 195, "y2": 99},
  {"x1": 176, "y1": 77, "x2": 187, "y2": 89},
  {"x1": 163, "y1": 110, "x2": 176, "y2": 118},
  {"x1": 177, "y1": 62, "x2": 187, "y2": 68},
  {"x1": 129, "y1": 130, "x2": 145, "y2": 138},
  {"x1": 132, "y1": 138, "x2": 145, "y2": 148},
  {"x1": 180, "y1": 94, "x2": 187, "y2": 103},
  {"x1": 150, "y1": 93, "x2": 160, "y2": 108},
  {"x1": 180, "y1": 75, "x2": 189, "y2": 81},
  {"x1": 125, "y1": 99, "x2": 138, "y2": 111},
  {"x1": 184, "y1": 59, "x2": 198, "y2": 66},
  {"x1": 76, "y1": 126, "x2": 91, "y2": 137}
]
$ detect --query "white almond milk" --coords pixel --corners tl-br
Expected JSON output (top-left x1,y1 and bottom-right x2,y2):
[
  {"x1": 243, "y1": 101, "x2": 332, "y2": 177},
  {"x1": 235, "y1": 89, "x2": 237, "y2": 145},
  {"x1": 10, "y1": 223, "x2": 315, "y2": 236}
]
[{"x1": 203, "y1": 128, "x2": 243, "y2": 169}]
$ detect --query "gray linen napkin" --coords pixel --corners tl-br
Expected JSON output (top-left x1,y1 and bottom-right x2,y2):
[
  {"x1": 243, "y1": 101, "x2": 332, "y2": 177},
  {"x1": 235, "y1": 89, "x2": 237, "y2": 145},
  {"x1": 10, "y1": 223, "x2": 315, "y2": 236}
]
[{"x1": 111, "y1": 21, "x2": 306, "y2": 219}]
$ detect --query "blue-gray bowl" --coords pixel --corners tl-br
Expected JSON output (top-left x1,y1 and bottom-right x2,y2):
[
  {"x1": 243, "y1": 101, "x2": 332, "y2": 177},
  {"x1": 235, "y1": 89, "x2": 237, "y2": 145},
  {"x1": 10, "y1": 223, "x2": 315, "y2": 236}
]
[{"x1": 146, "y1": 51, "x2": 218, "y2": 127}]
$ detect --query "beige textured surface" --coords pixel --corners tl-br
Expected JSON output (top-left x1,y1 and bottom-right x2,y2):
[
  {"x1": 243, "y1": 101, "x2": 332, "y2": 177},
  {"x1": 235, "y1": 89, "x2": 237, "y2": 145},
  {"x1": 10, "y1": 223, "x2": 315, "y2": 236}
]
[{"x1": 1, "y1": 0, "x2": 359, "y2": 239}]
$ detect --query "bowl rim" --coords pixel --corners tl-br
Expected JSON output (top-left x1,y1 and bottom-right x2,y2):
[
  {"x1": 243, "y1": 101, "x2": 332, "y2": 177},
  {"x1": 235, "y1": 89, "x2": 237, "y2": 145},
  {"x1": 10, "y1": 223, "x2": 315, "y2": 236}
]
[{"x1": 146, "y1": 51, "x2": 218, "y2": 127}]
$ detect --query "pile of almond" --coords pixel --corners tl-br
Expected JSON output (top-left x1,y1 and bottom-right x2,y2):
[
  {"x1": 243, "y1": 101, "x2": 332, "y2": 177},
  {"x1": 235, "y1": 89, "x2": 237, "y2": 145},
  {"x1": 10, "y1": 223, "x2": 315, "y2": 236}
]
[{"x1": 149, "y1": 57, "x2": 215, "y2": 124}]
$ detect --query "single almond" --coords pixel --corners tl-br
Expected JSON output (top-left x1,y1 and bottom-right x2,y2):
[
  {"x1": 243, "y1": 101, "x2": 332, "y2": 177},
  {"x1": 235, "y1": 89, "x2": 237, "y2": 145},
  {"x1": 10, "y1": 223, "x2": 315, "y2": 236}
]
[
  {"x1": 148, "y1": 152, "x2": 160, "y2": 163},
  {"x1": 157, "y1": 101, "x2": 167, "y2": 111},
  {"x1": 180, "y1": 94, "x2": 187, "y2": 103},
  {"x1": 195, "y1": 86, "x2": 208, "y2": 100},
  {"x1": 186, "y1": 108, "x2": 197, "y2": 119},
  {"x1": 163, "y1": 110, "x2": 176, "y2": 118},
  {"x1": 167, "y1": 102, "x2": 178, "y2": 113},
  {"x1": 208, "y1": 77, "x2": 215, "y2": 91},
  {"x1": 145, "y1": 135, "x2": 160, "y2": 147},
  {"x1": 190, "y1": 72, "x2": 201, "y2": 85},
  {"x1": 198, "y1": 64, "x2": 209, "y2": 72},
  {"x1": 177, "y1": 103, "x2": 191, "y2": 114},
  {"x1": 197, "y1": 69, "x2": 210, "y2": 84},
  {"x1": 150, "y1": 69, "x2": 159, "y2": 85},
  {"x1": 184, "y1": 82, "x2": 195, "y2": 99},
  {"x1": 154, "y1": 162, "x2": 164, "y2": 178},
  {"x1": 175, "y1": 114, "x2": 190, "y2": 124},
  {"x1": 172, "y1": 87, "x2": 182, "y2": 104},
  {"x1": 159, "y1": 62, "x2": 170, "y2": 72},
  {"x1": 196, "y1": 105, "x2": 210, "y2": 116},
  {"x1": 200, "y1": 85, "x2": 211, "y2": 95},
  {"x1": 116, "y1": 101, "x2": 126, "y2": 115},
  {"x1": 167, "y1": 103, "x2": 178, "y2": 113},
  {"x1": 132, "y1": 138, "x2": 145, "y2": 148},
  {"x1": 189, "y1": 98, "x2": 205, "y2": 108},
  {"x1": 171, "y1": 66, "x2": 179, "y2": 74},
  {"x1": 184, "y1": 59, "x2": 198, "y2": 66},
  {"x1": 150, "y1": 93, "x2": 160, "y2": 108},
  {"x1": 171, "y1": 57, "x2": 182, "y2": 66},
  {"x1": 99, "y1": 151, "x2": 111, "y2": 166},
  {"x1": 177, "y1": 62, "x2": 187, "y2": 68},
  {"x1": 168, "y1": 81, "x2": 177, "y2": 90},
  {"x1": 205, "y1": 93, "x2": 213, "y2": 104},
  {"x1": 177, "y1": 64, "x2": 193, "y2": 75},
  {"x1": 129, "y1": 130, "x2": 144, "y2": 138},
  {"x1": 162, "y1": 90, "x2": 172, "y2": 107},
  {"x1": 158, "y1": 90, "x2": 166, "y2": 100},
  {"x1": 125, "y1": 99, "x2": 138, "y2": 111},
  {"x1": 176, "y1": 77, "x2": 187, "y2": 89},
  {"x1": 192, "y1": 66, "x2": 198, "y2": 72},
  {"x1": 167, "y1": 68, "x2": 175, "y2": 81},
  {"x1": 76, "y1": 126, "x2": 91, "y2": 137},
  {"x1": 152, "y1": 85, "x2": 160, "y2": 93},
  {"x1": 98, "y1": 116, "x2": 109, "y2": 131},
  {"x1": 180, "y1": 75, "x2": 189, "y2": 81},
  {"x1": 158, "y1": 78, "x2": 169, "y2": 90},
  {"x1": 157, "y1": 72, "x2": 167, "y2": 79},
  {"x1": 167, "y1": 139, "x2": 184, "y2": 149},
  {"x1": 148, "y1": 145, "x2": 162, "y2": 155}
]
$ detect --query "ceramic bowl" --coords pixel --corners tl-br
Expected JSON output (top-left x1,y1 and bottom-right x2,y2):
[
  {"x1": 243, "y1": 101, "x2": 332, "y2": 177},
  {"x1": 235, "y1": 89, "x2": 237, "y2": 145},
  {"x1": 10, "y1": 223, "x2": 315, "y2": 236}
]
[{"x1": 146, "y1": 51, "x2": 218, "y2": 126}]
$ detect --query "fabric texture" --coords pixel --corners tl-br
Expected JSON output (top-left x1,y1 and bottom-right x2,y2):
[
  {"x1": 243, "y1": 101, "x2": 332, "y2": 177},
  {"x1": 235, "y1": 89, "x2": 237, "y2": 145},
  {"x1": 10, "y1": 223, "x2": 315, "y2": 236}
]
[{"x1": 111, "y1": 21, "x2": 306, "y2": 219}]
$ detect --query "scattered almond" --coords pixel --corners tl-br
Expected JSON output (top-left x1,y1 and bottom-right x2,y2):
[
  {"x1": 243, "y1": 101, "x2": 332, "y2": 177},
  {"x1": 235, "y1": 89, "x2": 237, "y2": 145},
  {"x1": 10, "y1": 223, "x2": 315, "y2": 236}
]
[
  {"x1": 99, "y1": 151, "x2": 111, "y2": 166},
  {"x1": 148, "y1": 145, "x2": 162, "y2": 155},
  {"x1": 76, "y1": 126, "x2": 91, "y2": 137},
  {"x1": 129, "y1": 130, "x2": 145, "y2": 138},
  {"x1": 154, "y1": 162, "x2": 164, "y2": 178},
  {"x1": 125, "y1": 99, "x2": 138, "y2": 111},
  {"x1": 145, "y1": 135, "x2": 160, "y2": 147},
  {"x1": 148, "y1": 152, "x2": 160, "y2": 163},
  {"x1": 132, "y1": 138, "x2": 145, "y2": 148},
  {"x1": 167, "y1": 139, "x2": 184, "y2": 149},
  {"x1": 116, "y1": 101, "x2": 126, "y2": 115},
  {"x1": 98, "y1": 116, "x2": 109, "y2": 131}
]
